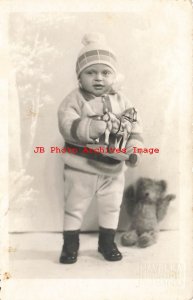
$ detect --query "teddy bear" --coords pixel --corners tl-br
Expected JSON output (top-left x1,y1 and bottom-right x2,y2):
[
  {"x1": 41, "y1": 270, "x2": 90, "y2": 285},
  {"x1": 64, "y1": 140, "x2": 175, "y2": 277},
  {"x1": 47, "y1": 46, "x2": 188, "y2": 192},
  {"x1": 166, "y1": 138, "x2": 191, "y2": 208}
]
[{"x1": 121, "y1": 177, "x2": 176, "y2": 248}]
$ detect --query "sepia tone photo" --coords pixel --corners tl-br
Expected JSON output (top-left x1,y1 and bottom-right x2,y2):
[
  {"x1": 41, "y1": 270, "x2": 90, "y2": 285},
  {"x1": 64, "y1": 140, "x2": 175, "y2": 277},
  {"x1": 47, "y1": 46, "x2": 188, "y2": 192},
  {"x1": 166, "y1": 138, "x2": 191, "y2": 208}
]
[{"x1": 1, "y1": 1, "x2": 192, "y2": 300}]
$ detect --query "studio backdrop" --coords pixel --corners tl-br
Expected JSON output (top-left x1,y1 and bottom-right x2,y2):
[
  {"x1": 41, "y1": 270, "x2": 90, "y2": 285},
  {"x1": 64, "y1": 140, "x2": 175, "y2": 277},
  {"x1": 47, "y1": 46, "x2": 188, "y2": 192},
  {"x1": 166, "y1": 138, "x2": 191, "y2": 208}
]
[{"x1": 8, "y1": 7, "x2": 191, "y2": 232}]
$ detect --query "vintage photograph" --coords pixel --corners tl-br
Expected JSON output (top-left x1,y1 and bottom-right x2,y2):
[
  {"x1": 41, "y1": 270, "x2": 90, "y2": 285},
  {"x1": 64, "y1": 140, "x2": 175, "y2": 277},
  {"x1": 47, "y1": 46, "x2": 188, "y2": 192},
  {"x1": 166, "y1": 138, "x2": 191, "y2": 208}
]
[{"x1": 1, "y1": 1, "x2": 192, "y2": 299}]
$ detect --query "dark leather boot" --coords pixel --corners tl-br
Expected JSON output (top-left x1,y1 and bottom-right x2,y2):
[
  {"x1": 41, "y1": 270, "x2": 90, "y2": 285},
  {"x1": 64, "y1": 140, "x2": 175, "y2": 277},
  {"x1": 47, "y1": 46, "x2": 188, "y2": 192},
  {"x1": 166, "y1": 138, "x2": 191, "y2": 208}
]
[
  {"x1": 98, "y1": 227, "x2": 122, "y2": 261},
  {"x1": 59, "y1": 230, "x2": 80, "y2": 264}
]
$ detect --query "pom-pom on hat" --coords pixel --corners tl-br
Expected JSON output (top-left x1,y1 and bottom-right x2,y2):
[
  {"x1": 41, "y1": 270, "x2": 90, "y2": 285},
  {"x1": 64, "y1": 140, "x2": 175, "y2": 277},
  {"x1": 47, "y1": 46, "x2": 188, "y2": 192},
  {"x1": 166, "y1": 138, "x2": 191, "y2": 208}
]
[{"x1": 76, "y1": 32, "x2": 117, "y2": 77}]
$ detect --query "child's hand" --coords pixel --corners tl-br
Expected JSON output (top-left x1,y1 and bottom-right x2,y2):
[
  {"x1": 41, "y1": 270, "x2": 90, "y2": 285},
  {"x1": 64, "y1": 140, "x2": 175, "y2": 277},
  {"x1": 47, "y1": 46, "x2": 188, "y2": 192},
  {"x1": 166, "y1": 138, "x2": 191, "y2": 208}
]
[{"x1": 89, "y1": 119, "x2": 106, "y2": 139}]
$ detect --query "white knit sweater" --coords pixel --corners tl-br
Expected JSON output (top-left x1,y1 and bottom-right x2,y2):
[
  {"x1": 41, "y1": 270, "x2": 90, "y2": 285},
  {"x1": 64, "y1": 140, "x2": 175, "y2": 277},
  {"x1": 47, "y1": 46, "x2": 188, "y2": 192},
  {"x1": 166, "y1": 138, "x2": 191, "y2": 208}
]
[{"x1": 58, "y1": 88, "x2": 143, "y2": 176}]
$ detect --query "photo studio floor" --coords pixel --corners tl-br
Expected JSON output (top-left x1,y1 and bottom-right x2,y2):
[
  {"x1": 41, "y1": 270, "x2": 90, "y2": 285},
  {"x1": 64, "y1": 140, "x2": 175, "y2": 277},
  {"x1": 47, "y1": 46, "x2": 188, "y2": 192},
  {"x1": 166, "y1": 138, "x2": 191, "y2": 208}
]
[{"x1": 8, "y1": 231, "x2": 180, "y2": 279}]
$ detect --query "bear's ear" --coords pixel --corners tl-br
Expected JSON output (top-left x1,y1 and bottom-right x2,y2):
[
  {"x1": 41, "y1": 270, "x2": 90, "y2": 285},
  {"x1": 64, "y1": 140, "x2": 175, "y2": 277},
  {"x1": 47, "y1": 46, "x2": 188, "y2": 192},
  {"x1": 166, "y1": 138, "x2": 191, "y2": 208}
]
[
  {"x1": 158, "y1": 180, "x2": 167, "y2": 193},
  {"x1": 137, "y1": 177, "x2": 153, "y2": 186},
  {"x1": 136, "y1": 177, "x2": 144, "y2": 186}
]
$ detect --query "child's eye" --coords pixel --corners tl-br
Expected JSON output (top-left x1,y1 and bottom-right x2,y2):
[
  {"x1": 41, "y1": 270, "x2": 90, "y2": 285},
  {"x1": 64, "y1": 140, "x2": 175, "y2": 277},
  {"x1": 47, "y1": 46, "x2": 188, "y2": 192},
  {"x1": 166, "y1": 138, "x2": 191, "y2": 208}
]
[
  {"x1": 103, "y1": 70, "x2": 111, "y2": 76},
  {"x1": 86, "y1": 70, "x2": 95, "y2": 75}
]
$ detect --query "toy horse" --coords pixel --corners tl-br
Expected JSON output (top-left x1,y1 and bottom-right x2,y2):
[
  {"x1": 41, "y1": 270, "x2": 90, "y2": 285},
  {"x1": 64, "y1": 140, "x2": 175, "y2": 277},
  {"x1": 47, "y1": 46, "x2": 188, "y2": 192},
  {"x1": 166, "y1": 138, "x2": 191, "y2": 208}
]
[{"x1": 101, "y1": 107, "x2": 137, "y2": 149}]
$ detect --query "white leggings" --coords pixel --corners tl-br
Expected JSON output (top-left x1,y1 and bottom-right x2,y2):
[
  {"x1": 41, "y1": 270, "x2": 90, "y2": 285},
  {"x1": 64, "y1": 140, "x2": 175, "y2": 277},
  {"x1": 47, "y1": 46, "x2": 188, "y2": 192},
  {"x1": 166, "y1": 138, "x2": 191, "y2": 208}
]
[{"x1": 63, "y1": 166, "x2": 125, "y2": 230}]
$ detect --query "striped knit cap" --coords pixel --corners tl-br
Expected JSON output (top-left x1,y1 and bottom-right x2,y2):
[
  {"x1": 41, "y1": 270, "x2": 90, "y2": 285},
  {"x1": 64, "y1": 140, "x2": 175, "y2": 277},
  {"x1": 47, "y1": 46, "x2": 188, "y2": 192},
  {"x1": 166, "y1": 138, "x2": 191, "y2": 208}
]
[{"x1": 76, "y1": 32, "x2": 117, "y2": 77}]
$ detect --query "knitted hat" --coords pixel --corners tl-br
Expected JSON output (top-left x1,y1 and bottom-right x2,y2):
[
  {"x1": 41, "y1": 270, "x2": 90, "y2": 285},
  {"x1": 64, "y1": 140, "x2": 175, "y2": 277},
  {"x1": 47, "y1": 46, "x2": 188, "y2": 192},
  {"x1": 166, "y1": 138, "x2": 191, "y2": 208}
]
[{"x1": 76, "y1": 32, "x2": 117, "y2": 77}]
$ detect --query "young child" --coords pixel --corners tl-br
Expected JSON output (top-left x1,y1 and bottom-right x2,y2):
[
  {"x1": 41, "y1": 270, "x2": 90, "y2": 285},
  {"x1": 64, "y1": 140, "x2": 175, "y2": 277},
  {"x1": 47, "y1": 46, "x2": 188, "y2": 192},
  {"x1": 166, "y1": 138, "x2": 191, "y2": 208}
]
[{"x1": 58, "y1": 32, "x2": 143, "y2": 264}]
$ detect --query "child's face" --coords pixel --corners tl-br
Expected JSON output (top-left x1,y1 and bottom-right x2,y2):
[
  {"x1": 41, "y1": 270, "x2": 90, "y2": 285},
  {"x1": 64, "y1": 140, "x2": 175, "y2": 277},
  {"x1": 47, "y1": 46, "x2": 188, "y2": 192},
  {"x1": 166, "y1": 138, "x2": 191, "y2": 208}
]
[{"x1": 79, "y1": 64, "x2": 115, "y2": 97}]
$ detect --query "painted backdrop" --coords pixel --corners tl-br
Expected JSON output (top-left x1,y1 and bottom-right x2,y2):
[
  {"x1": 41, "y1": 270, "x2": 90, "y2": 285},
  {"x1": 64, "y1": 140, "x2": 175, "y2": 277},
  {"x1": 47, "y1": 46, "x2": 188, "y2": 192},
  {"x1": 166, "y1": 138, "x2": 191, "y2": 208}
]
[{"x1": 9, "y1": 4, "x2": 192, "y2": 231}]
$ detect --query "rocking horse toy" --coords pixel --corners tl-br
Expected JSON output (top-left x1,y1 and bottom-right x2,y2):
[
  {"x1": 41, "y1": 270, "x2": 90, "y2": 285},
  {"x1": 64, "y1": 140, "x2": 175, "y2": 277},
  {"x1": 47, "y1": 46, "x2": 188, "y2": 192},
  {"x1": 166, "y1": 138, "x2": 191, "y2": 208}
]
[{"x1": 87, "y1": 106, "x2": 138, "y2": 161}]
